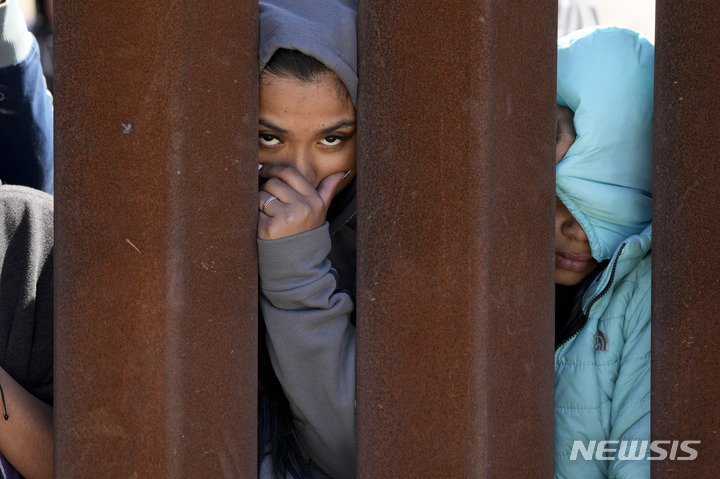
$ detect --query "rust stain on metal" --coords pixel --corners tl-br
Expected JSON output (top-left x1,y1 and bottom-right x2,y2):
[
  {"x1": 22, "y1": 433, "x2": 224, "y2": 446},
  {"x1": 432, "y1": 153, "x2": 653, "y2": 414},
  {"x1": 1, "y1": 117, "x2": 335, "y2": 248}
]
[
  {"x1": 356, "y1": 1, "x2": 557, "y2": 477},
  {"x1": 652, "y1": 1, "x2": 720, "y2": 476},
  {"x1": 54, "y1": 1, "x2": 259, "y2": 476}
]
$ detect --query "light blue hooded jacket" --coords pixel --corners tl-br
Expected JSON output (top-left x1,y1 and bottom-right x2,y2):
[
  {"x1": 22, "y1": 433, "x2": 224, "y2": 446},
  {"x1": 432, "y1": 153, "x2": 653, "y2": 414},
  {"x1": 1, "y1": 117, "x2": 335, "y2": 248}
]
[{"x1": 554, "y1": 27, "x2": 653, "y2": 478}]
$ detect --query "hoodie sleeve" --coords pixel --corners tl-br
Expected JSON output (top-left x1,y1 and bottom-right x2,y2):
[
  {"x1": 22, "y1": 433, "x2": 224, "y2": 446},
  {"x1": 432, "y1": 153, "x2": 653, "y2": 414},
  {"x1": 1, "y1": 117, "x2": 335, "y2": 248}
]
[
  {"x1": 0, "y1": 184, "x2": 54, "y2": 406},
  {"x1": 0, "y1": 0, "x2": 54, "y2": 194},
  {"x1": 607, "y1": 256, "x2": 651, "y2": 478},
  {"x1": 259, "y1": 222, "x2": 356, "y2": 479}
]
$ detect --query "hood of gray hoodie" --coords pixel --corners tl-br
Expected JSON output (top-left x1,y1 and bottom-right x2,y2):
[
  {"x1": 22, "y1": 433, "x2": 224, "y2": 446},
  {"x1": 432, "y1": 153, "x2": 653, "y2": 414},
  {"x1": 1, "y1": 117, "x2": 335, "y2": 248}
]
[{"x1": 259, "y1": 0, "x2": 358, "y2": 105}]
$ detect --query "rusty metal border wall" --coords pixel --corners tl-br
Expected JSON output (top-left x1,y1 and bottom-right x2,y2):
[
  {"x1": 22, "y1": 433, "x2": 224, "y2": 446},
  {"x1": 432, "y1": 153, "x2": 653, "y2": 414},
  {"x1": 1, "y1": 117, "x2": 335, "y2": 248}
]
[
  {"x1": 356, "y1": 2, "x2": 558, "y2": 476},
  {"x1": 51, "y1": 0, "x2": 720, "y2": 477},
  {"x1": 54, "y1": 2, "x2": 259, "y2": 476},
  {"x1": 652, "y1": 1, "x2": 720, "y2": 476}
]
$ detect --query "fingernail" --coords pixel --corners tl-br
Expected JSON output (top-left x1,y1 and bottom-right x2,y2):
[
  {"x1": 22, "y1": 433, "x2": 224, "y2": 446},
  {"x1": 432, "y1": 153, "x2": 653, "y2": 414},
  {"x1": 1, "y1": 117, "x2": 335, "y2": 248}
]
[{"x1": 343, "y1": 170, "x2": 352, "y2": 179}]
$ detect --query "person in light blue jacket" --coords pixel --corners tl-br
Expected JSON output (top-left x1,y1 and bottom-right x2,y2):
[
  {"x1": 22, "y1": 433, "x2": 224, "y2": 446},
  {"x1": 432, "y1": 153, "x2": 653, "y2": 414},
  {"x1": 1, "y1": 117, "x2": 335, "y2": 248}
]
[
  {"x1": 553, "y1": 26, "x2": 653, "y2": 478},
  {"x1": 0, "y1": 0, "x2": 53, "y2": 194}
]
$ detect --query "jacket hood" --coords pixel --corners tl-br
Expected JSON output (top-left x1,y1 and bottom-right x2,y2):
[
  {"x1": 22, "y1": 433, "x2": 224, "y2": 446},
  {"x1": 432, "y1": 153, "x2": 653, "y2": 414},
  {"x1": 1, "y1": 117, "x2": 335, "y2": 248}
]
[
  {"x1": 259, "y1": 0, "x2": 358, "y2": 105},
  {"x1": 556, "y1": 26, "x2": 654, "y2": 262}
]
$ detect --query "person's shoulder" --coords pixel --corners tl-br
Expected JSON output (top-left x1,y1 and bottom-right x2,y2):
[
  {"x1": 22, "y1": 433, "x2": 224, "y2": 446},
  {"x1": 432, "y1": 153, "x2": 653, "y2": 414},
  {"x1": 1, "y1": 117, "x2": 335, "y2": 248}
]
[
  {"x1": 0, "y1": 182, "x2": 53, "y2": 205},
  {"x1": 611, "y1": 226, "x2": 651, "y2": 287},
  {"x1": 589, "y1": 231, "x2": 650, "y2": 327},
  {"x1": 0, "y1": 182, "x2": 53, "y2": 231},
  {"x1": 620, "y1": 237, "x2": 651, "y2": 292},
  {"x1": 609, "y1": 247, "x2": 650, "y2": 334}
]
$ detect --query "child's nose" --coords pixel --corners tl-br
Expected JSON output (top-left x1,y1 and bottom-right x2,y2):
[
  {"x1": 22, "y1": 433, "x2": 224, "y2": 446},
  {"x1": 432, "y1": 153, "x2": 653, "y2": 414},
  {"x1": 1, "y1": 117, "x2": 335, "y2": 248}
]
[{"x1": 563, "y1": 218, "x2": 588, "y2": 243}]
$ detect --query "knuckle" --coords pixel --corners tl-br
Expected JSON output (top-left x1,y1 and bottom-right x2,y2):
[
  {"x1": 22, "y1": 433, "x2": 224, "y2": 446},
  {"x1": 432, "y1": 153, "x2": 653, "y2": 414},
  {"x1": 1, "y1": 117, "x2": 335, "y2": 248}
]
[
  {"x1": 262, "y1": 177, "x2": 281, "y2": 190},
  {"x1": 284, "y1": 202, "x2": 314, "y2": 225},
  {"x1": 298, "y1": 202, "x2": 315, "y2": 219},
  {"x1": 284, "y1": 207, "x2": 300, "y2": 225},
  {"x1": 257, "y1": 221, "x2": 271, "y2": 238},
  {"x1": 308, "y1": 195, "x2": 324, "y2": 210}
]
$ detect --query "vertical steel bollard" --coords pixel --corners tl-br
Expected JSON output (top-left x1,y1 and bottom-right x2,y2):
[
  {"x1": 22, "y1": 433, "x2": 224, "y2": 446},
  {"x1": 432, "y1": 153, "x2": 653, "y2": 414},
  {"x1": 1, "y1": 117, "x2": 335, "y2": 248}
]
[
  {"x1": 356, "y1": 2, "x2": 557, "y2": 476},
  {"x1": 54, "y1": 2, "x2": 258, "y2": 476},
  {"x1": 653, "y1": 1, "x2": 720, "y2": 475}
]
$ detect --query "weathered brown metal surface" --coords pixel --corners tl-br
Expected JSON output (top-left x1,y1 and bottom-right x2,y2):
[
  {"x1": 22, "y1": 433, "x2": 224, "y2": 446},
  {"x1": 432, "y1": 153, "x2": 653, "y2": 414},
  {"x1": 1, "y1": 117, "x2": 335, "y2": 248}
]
[
  {"x1": 356, "y1": 2, "x2": 557, "y2": 476},
  {"x1": 652, "y1": 1, "x2": 720, "y2": 476},
  {"x1": 54, "y1": 1, "x2": 258, "y2": 476}
]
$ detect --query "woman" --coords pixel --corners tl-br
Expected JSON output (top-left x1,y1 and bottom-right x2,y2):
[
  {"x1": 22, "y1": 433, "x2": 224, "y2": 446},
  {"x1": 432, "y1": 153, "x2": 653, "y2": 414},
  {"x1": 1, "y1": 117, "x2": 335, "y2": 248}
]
[{"x1": 256, "y1": 1, "x2": 358, "y2": 477}]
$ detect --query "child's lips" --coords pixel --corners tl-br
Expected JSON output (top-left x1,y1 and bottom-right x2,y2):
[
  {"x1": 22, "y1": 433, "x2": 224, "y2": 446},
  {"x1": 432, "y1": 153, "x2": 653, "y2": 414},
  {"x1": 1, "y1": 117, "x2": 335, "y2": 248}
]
[{"x1": 556, "y1": 252, "x2": 593, "y2": 272}]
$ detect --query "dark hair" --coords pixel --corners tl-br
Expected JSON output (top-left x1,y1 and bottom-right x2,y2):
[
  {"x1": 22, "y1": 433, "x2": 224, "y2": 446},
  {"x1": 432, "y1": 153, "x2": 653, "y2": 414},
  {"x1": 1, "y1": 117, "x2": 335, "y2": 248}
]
[
  {"x1": 262, "y1": 49, "x2": 352, "y2": 103},
  {"x1": 258, "y1": 316, "x2": 314, "y2": 478}
]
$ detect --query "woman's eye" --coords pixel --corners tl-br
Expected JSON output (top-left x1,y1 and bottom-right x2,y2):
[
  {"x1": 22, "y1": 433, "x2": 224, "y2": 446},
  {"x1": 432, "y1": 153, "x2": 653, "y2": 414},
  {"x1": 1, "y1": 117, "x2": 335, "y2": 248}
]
[
  {"x1": 320, "y1": 135, "x2": 344, "y2": 146},
  {"x1": 259, "y1": 133, "x2": 280, "y2": 147}
]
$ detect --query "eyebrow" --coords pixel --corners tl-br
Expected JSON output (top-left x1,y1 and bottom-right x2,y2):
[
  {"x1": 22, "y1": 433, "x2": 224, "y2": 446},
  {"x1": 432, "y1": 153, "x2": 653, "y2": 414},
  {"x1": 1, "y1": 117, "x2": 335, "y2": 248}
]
[
  {"x1": 258, "y1": 118, "x2": 356, "y2": 136},
  {"x1": 258, "y1": 118, "x2": 288, "y2": 134},
  {"x1": 318, "y1": 120, "x2": 357, "y2": 135}
]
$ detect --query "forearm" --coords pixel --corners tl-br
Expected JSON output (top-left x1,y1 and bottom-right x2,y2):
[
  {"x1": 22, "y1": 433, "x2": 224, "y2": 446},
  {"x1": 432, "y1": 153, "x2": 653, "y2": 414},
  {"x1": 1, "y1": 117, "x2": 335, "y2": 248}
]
[
  {"x1": 262, "y1": 296, "x2": 356, "y2": 479},
  {"x1": 0, "y1": 367, "x2": 53, "y2": 479},
  {"x1": 259, "y1": 224, "x2": 356, "y2": 479}
]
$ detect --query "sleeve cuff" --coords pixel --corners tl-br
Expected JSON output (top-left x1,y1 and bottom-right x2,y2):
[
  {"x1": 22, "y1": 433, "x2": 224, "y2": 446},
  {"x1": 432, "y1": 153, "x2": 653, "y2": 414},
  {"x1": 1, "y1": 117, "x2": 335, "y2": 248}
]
[
  {"x1": 0, "y1": 0, "x2": 33, "y2": 68},
  {"x1": 257, "y1": 223, "x2": 332, "y2": 290}
]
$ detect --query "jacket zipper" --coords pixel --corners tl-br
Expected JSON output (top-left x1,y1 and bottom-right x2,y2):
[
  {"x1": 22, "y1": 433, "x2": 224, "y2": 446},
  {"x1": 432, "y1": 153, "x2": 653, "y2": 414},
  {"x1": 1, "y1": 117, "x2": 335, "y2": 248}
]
[{"x1": 555, "y1": 243, "x2": 627, "y2": 351}]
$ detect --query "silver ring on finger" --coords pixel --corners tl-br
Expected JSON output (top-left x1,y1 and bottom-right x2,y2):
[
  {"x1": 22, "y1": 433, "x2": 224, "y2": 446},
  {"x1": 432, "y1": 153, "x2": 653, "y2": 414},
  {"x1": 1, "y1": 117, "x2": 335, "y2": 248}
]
[{"x1": 262, "y1": 195, "x2": 278, "y2": 214}]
